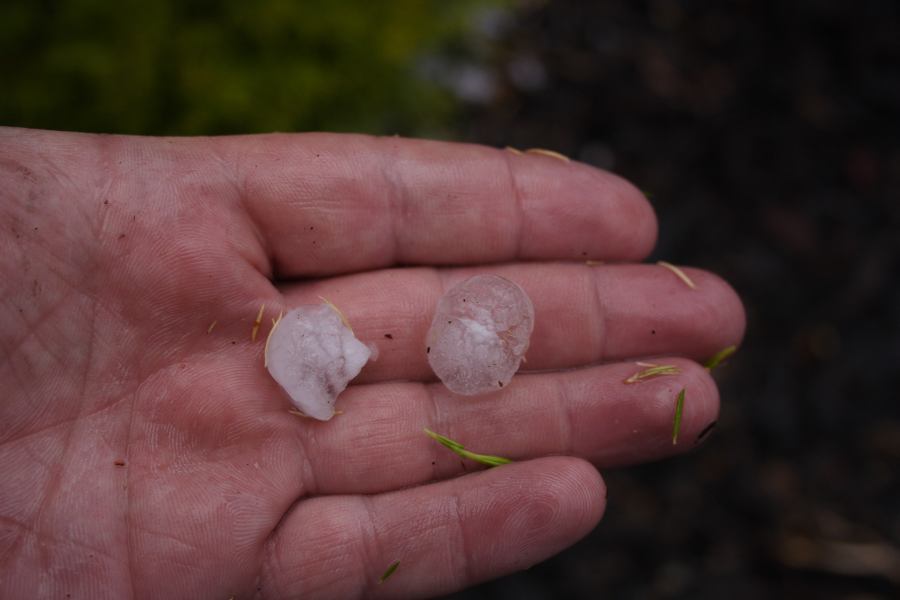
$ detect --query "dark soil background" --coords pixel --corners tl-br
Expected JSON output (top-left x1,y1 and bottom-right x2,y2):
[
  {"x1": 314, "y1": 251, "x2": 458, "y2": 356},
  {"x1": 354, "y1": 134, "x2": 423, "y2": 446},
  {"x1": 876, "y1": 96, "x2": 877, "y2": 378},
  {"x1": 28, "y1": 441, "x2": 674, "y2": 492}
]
[{"x1": 450, "y1": 1, "x2": 900, "y2": 598}]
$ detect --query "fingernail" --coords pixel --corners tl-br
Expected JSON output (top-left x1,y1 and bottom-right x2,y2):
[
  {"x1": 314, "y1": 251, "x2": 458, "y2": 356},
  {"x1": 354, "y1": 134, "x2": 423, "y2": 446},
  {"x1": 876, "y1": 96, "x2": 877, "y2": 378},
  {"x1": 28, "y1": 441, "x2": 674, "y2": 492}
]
[{"x1": 695, "y1": 420, "x2": 718, "y2": 445}]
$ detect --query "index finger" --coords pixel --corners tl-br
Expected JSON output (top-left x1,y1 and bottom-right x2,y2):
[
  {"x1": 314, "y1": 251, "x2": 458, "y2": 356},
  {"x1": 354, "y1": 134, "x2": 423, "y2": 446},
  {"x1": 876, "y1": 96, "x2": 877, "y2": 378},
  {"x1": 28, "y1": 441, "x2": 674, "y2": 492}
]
[{"x1": 224, "y1": 134, "x2": 656, "y2": 277}]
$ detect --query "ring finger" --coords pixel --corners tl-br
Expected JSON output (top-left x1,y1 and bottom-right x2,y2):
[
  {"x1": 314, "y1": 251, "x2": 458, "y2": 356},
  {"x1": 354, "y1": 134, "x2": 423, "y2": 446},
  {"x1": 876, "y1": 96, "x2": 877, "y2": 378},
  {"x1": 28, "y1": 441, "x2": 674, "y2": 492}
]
[{"x1": 273, "y1": 356, "x2": 718, "y2": 496}]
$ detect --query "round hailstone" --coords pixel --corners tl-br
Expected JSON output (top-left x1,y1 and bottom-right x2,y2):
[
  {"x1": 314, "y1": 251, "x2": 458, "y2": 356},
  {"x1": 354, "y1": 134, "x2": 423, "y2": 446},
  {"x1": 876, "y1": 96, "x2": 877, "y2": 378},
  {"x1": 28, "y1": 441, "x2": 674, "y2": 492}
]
[
  {"x1": 427, "y1": 275, "x2": 535, "y2": 395},
  {"x1": 265, "y1": 304, "x2": 372, "y2": 421}
]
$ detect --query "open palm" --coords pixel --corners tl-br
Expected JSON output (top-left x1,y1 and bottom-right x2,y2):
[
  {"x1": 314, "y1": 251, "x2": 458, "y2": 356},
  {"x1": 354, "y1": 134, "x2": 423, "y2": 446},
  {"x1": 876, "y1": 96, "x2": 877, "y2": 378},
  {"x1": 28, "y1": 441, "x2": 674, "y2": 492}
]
[{"x1": 0, "y1": 128, "x2": 744, "y2": 599}]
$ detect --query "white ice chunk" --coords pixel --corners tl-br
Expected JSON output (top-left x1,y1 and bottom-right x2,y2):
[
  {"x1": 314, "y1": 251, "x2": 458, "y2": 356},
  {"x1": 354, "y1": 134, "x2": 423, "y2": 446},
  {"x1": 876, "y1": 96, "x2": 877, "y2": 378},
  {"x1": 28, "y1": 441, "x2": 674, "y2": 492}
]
[
  {"x1": 265, "y1": 304, "x2": 371, "y2": 421},
  {"x1": 427, "y1": 275, "x2": 535, "y2": 395}
]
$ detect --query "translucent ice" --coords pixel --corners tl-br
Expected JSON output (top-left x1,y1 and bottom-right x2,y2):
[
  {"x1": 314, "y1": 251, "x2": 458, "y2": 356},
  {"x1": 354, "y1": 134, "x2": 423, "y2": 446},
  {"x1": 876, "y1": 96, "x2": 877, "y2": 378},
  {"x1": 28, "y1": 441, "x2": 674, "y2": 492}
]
[
  {"x1": 427, "y1": 275, "x2": 535, "y2": 395},
  {"x1": 265, "y1": 304, "x2": 372, "y2": 421}
]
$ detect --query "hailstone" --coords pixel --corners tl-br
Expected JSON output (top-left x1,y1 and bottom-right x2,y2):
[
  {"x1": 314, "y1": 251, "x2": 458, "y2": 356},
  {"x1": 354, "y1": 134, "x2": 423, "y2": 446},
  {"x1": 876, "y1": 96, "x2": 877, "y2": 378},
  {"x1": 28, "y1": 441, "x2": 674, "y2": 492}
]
[
  {"x1": 265, "y1": 303, "x2": 372, "y2": 420},
  {"x1": 427, "y1": 275, "x2": 535, "y2": 395}
]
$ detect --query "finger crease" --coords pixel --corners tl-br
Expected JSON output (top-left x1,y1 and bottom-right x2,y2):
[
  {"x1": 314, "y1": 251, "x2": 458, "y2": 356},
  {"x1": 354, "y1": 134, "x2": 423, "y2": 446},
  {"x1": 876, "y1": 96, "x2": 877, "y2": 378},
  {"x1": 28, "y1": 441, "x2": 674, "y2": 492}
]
[
  {"x1": 422, "y1": 382, "x2": 446, "y2": 481},
  {"x1": 501, "y1": 149, "x2": 527, "y2": 260},
  {"x1": 357, "y1": 495, "x2": 386, "y2": 595},
  {"x1": 291, "y1": 429, "x2": 320, "y2": 497},
  {"x1": 589, "y1": 267, "x2": 610, "y2": 362},
  {"x1": 553, "y1": 374, "x2": 576, "y2": 457},
  {"x1": 450, "y1": 490, "x2": 476, "y2": 585},
  {"x1": 377, "y1": 138, "x2": 404, "y2": 266},
  {"x1": 231, "y1": 151, "x2": 276, "y2": 278}
]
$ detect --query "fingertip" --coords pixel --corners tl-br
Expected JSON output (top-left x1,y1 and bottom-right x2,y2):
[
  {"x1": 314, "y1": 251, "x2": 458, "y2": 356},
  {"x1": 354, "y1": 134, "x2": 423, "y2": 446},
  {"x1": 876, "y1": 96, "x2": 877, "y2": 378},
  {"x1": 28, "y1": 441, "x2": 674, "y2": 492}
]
[
  {"x1": 532, "y1": 456, "x2": 607, "y2": 523},
  {"x1": 570, "y1": 164, "x2": 659, "y2": 262},
  {"x1": 477, "y1": 457, "x2": 606, "y2": 573},
  {"x1": 565, "y1": 456, "x2": 608, "y2": 524},
  {"x1": 503, "y1": 151, "x2": 659, "y2": 263},
  {"x1": 612, "y1": 173, "x2": 659, "y2": 261},
  {"x1": 662, "y1": 358, "x2": 721, "y2": 450},
  {"x1": 682, "y1": 267, "x2": 747, "y2": 350},
  {"x1": 593, "y1": 357, "x2": 721, "y2": 462}
]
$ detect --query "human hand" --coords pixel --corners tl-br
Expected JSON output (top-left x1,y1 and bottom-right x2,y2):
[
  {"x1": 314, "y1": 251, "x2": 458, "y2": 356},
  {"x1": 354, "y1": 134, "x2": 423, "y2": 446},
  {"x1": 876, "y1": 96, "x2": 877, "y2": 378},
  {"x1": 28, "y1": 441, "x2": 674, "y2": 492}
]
[{"x1": 0, "y1": 128, "x2": 744, "y2": 598}]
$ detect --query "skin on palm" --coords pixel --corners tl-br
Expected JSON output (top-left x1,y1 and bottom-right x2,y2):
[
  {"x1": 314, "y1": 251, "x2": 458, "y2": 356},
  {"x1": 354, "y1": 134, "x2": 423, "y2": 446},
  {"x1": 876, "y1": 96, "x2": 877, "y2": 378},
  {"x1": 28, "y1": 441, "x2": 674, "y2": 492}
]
[{"x1": 0, "y1": 128, "x2": 745, "y2": 598}]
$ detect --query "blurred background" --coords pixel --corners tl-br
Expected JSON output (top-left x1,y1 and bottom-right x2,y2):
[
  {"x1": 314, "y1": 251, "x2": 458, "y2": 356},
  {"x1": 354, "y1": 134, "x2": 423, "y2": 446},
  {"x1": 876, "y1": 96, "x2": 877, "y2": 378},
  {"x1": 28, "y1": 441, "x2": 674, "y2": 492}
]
[{"x1": 2, "y1": 0, "x2": 898, "y2": 597}]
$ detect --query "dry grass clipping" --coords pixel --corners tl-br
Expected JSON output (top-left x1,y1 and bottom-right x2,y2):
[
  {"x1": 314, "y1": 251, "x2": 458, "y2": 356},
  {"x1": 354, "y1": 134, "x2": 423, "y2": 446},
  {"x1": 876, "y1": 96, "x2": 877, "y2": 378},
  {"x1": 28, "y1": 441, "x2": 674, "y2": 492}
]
[
  {"x1": 525, "y1": 148, "x2": 570, "y2": 162},
  {"x1": 657, "y1": 261, "x2": 697, "y2": 289}
]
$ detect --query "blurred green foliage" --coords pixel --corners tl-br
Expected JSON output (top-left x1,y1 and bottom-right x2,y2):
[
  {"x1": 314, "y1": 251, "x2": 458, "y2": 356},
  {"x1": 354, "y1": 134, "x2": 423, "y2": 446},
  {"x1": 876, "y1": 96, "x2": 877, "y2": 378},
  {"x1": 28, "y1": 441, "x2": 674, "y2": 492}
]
[{"x1": 0, "y1": 0, "x2": 503, "y2": 136}]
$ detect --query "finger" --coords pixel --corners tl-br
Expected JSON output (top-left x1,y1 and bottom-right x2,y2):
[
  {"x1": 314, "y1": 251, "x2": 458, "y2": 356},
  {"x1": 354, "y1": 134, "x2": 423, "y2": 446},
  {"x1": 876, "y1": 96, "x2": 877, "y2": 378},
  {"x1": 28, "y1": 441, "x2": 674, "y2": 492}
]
[
  {"x1": 259, "y1": 457, "x2": 604, "y2": 599},
  {"x1": 279, "y1": 358, "x2": 717, "y2": 495},
  {"x1": 275, "y1": 263, "x2": 745, "y2": 383},
  {"x1": 222, "y1": 133, "x2": 656, "y2": 276}
]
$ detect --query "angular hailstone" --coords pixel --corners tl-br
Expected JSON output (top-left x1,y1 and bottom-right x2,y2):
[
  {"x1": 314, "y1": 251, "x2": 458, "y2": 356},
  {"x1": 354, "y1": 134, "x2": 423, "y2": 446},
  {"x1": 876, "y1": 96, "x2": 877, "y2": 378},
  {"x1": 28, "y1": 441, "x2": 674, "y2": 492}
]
[
  {"x1": 427, "y1": 275, "x2": 535, "y2": 395},
  {"x1": 265, "y1": 303, "x2": 372, "y2": 421}
]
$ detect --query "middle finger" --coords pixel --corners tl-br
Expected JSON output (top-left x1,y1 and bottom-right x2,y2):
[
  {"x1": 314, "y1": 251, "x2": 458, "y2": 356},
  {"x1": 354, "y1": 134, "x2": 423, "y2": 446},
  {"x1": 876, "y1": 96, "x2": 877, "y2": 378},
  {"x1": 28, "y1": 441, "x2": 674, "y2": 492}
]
[{"x1": 277, "y1": 262, "x2": 744, "y2": 383}]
